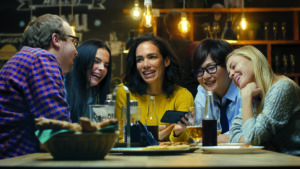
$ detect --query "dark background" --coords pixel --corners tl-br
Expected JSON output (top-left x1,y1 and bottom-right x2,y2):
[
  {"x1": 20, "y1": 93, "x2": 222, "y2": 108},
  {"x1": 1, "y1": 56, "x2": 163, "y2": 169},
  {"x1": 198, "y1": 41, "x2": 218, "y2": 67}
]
[
  {"x1": 1, "y1": 0, "x2": 300, "y2": 89},
  {"x1": 1, "y1": 0, "x2": 300, "y2": 42}
]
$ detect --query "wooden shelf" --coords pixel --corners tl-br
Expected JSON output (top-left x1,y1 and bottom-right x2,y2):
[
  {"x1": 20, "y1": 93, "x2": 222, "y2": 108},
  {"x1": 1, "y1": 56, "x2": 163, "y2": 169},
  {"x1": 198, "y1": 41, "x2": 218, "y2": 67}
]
[
  {"x1": 123, "y1": 7, "x2": 300, "y2": 85},
  {"x1": 123, "y1": 7, "x2": 300, "y2": 14},
  {"x1": 193, "y1": 40, "x2": 300, "y2": 45}
]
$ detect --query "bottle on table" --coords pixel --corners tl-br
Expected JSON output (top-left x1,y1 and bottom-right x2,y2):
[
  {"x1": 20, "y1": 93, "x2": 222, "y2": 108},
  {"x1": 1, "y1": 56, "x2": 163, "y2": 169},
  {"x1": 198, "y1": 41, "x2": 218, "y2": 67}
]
[
  {"x1": 202, "y1": 90, "x2": 217, "y2": 146},
  {"x1": 105, "y1": 94, "x2": 115, "y2": 119},
  {"x1": 145, "y1": 95, "x2": 159, "y2": 142}
]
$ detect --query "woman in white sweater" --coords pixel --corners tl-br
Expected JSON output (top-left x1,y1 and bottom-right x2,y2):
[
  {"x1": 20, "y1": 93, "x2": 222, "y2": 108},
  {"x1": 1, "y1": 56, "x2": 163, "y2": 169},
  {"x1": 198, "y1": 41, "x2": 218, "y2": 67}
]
[{"x1": 226, "y1": 45, "x2": 300, "y2": 156}]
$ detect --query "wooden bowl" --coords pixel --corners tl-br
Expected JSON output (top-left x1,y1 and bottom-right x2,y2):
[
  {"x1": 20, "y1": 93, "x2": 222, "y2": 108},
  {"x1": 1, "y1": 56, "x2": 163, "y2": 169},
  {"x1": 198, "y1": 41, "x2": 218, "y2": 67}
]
[{"x1": 43, "y1": 131, "x2": 118, "y2": 160}]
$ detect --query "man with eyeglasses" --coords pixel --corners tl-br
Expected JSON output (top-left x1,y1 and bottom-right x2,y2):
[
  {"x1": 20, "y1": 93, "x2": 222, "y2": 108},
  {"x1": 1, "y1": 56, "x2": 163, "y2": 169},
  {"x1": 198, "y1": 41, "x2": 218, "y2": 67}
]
[
  {"x1": 192, "y1": 39, "x2": 241, "y2": 142},
  {"x1": 0, "y1": 14, "x2": 78, "y2": 159}
]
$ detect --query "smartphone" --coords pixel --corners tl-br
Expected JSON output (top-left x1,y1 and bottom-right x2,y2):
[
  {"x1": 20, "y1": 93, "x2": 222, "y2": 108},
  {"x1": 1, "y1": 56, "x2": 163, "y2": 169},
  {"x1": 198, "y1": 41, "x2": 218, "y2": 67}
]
[{"x1": 160, "y1": 110, "x2": 188, "y2": 124}]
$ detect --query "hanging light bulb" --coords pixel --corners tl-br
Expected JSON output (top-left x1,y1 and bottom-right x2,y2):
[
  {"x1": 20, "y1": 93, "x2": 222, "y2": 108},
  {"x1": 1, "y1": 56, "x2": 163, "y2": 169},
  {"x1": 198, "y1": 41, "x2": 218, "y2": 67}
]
[
  {"x1": 240, "y1": 14, "x2": 247, "y2": 30},
  {"x1": 70, "y1": 0, "x2": 76, "y2": 35},
  {"x1": 178, "y1": 0, "x2": 190, "y2": 34},
  {"x1": 240, "y1": 0, "x2": 247, "y2": 30},
  {"x1": 178, "y1": 12, "x2": 190, "y2": 33},
  {"x1": 141, "y1": 0, "x2": 153, "y2": 28},
  {"x1": 130, "y1": 0, "x2": 142, "y2": 20},
  {"x1": 70, "y1": 21, "x2": 76, "y2": 36}
]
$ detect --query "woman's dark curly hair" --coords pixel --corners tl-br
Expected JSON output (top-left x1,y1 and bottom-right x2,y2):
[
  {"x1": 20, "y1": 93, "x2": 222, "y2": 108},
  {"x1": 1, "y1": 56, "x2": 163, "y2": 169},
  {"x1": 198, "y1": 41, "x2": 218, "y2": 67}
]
[
  {"x1": 123, "y1": 34, "x2": 181, "y2": 98},
  {"x1": 22, "y1": 14, "x2": 67, "y2": 49}
]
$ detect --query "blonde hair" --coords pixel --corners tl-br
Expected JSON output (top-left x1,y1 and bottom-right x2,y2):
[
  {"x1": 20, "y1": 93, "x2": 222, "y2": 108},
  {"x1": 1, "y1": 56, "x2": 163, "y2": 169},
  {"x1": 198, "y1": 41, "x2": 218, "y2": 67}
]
[{"x1": 226, "y1": 45, "x2": 276, "y2": 114}]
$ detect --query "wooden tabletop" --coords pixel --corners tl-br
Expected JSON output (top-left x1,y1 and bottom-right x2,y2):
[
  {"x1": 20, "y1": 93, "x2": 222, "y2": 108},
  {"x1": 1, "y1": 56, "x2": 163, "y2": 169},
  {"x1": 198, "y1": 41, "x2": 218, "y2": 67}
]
[{"x1": 0, "y1": 150, "x2": 300, "y2": 168}]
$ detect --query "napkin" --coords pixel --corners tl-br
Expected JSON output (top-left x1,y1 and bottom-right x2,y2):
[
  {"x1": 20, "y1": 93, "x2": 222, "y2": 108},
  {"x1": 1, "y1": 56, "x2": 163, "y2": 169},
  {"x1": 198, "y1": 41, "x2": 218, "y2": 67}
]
[
  {"x1": 35, "y1": 124, "x2": 118, "y2": 144},
  {"x1": 137, "y1": 120, "x2": 159, "y2": 146}
]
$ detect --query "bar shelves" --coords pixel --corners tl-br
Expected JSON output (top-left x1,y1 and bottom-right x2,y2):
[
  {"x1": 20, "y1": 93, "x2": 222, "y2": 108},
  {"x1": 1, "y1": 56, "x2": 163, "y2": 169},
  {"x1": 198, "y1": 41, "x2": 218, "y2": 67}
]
[{"x1": 124, "y1": 7, "x2": 300, "y2": 85}]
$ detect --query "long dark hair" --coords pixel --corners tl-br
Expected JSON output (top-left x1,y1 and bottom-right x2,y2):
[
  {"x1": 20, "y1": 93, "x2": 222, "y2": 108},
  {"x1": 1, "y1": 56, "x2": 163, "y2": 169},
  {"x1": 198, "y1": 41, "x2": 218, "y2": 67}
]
[
  {"x1": 65, "y1": 39, "x2": 112, "y2": 122},
  {"x1": 192, "y1": 39, "x2": 233, "y2": 69},
  {"x1": 123, "y1": 34, "x2": 181, "y2": 98}
]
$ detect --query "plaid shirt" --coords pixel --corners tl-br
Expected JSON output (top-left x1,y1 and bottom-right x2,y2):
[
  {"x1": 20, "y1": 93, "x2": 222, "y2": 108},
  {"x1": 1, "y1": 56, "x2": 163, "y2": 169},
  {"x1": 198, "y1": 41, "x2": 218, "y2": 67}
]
[{"x1": 0, "y1": 46, "x2": 71, "y2": 159}]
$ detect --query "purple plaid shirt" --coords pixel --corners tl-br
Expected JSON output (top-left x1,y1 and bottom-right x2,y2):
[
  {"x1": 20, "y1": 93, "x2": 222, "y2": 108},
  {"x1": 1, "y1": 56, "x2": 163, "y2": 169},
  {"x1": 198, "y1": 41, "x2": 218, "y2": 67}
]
[{"x1": 0, "y1": 46, "x2": 71, "y2": 159}]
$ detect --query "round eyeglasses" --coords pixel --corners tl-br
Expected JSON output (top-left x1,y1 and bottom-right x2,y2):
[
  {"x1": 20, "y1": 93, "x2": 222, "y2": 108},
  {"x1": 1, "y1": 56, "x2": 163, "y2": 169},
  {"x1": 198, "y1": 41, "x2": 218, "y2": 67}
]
[
  {"x1": 67, "y1": 35, "x2": 79, "y2": 48},
  {"x1": 193, "y1": 63, "x2": 221, "y2": 77}
]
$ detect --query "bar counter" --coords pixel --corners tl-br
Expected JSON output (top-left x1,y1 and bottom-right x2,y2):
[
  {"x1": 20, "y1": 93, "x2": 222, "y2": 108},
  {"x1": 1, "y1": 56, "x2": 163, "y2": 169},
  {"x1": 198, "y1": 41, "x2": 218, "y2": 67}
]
[{"x1": 0, "y1": 149, "x2": 300, "y2": 168}]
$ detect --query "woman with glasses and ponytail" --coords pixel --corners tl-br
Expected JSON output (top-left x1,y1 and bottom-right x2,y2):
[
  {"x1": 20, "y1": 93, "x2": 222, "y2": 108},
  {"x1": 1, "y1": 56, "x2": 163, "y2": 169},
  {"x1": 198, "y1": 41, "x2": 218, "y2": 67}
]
[{"x1": 192, "y1": 39, "x2": 241, "y2": 142}]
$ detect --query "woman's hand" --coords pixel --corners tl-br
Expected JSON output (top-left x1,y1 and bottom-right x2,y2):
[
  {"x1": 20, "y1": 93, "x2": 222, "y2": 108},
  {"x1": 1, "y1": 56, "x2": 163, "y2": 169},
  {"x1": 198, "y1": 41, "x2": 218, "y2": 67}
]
[
  {"x1": 159, "y1": 124, "x2": 175, "y2": 141},
  {"x1": 173, "y1": 114, "x2": 188, "y2": 137},
  {"x1": 218, "y1": 134, "x2": 230, "y2": 143},
  {"x1": 240, "y1": 82, "x2": 261, "y2": 123},
  {"x1": 240, "y1": 82, "x2": 262, "y2": 101}
]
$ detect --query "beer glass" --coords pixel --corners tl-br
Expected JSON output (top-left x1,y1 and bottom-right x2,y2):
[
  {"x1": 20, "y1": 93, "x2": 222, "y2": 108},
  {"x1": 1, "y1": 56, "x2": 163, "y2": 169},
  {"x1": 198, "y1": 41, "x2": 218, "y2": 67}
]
[{"x1": 186, "y1": 106, "x2": 203, "y2": 143}]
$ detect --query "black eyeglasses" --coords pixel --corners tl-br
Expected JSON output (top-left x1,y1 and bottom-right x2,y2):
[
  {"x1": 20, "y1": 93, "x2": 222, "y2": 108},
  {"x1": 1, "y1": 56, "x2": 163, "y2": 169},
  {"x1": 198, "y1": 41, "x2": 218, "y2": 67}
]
[
  {"x1": 193, "y1": 63, "x2": 221, "y2": 77},
  {"x1": 67, "y1": 35, "x2": 79, "y2": 48}
]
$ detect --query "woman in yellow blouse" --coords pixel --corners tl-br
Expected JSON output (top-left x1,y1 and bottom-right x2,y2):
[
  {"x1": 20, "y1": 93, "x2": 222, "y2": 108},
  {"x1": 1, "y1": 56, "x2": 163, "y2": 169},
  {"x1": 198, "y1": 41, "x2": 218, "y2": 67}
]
[{"x1": 115, "y1": 34, "x2": 194, "y2": 142}]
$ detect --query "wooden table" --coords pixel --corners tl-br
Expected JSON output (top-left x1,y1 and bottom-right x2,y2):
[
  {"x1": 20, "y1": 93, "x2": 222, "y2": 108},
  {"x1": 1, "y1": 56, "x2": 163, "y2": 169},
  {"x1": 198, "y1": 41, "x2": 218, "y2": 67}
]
[{"x1": 0, "y1": 150, "x2": 300, "y2": 168}]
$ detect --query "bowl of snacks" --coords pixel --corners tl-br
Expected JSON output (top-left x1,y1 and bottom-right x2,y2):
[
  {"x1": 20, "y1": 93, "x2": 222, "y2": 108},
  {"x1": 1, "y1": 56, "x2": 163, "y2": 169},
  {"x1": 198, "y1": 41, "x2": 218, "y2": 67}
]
[{"x1": 35, "y1": 117, "x2": 119, "y2": 160}]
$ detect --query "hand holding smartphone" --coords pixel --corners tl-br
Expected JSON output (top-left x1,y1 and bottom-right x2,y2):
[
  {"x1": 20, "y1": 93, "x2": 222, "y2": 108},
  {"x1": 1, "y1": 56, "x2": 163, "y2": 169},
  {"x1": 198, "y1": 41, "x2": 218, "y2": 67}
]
[{"x1": 160, "y1": 110, "x2": 188, "y2": 124}]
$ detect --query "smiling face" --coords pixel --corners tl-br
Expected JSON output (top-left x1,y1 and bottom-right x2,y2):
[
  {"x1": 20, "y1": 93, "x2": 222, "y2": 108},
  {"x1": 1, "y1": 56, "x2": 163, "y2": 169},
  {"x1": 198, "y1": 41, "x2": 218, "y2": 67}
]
[
  {"x1": 226, "y1": 54, "x2": 255, "y2": 89},
  {"x1": 197, "y1": 55, "x2": 231, "y2": 98},
  {"x1": 135, "y1": 41, "x2": 170, "y2": 89},
  {"x1": 89, "y1": 48, "x2": 110, "y2": 87}
]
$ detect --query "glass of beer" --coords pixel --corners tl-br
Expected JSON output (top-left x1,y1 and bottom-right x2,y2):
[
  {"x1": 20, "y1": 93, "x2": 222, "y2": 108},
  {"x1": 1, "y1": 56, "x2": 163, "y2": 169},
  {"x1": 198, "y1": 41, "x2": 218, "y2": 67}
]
[{"x1": 186, "y1": 106, "x2": 203, "y2": 143}]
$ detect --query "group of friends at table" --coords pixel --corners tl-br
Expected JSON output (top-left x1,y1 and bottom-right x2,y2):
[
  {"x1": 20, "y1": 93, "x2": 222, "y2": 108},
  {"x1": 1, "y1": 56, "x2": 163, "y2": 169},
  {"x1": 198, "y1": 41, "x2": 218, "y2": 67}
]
[{"x1": 0, "y1": 9, "x2": 300, "y2": 160}]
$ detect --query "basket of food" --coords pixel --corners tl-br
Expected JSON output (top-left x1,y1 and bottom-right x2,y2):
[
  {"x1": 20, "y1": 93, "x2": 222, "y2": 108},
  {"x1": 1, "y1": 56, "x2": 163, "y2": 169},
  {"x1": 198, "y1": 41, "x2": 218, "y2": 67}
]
[{"x1": 35, "y1": 117, "x2": 119, "y2": 160}]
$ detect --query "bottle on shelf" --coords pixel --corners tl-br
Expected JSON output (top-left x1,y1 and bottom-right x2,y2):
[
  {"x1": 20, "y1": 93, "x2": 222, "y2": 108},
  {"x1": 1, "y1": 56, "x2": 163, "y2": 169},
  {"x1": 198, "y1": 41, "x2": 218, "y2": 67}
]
[
  {"x1": 281, "y1": 22, "x2": 287, "y2": 40},
  {"x1": 290, "y1": 54, "x2": 295, "y2": 73},
  {"x1": 274, "y1": 54, "x2": 280, "y2": 73},
  {"x1": 264, "y1": 22, "x2": 269, "y2": 40},
  {"x1": 145, "y1": 96, "x2": 159, "y2": 142},
  {"x1": 125, "y1": 29, "x2": 136, "y2": 50},
  {"x1": 202, "y1": 90, "x2": 217, "y2": 146},
  {"x1": 283, "y1": 54, "x2": 288, "y2": 73},
  {"x1": 273, "y1": 22, "x2": 278, "y2": 40}
]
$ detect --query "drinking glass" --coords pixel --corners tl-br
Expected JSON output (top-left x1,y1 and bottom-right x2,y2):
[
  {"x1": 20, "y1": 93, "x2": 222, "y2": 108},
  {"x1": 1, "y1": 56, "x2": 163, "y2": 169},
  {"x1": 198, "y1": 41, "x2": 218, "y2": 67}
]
[
  {"x1": 120, "y1": 105, "x2": 142, "y2": 143},
  {"x1": 186, "y1": 106, "x2": 203, "y2": 143},
  {"x1": 120, "y1": 105, "x2": 126, "y2": 143},
  {"x1": 216, "y1": 110, "x2": 222, "y2": 135},
  {"x1": 89, "y1": 104, "x2": 109, "y2": 123}
]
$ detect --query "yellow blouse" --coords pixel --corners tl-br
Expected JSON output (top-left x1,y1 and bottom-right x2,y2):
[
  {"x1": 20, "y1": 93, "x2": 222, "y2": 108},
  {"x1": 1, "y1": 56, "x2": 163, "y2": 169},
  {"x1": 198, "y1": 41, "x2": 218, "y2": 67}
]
[{"x1": 115, "y1": 83, "x2": 194, "y2": 142}]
